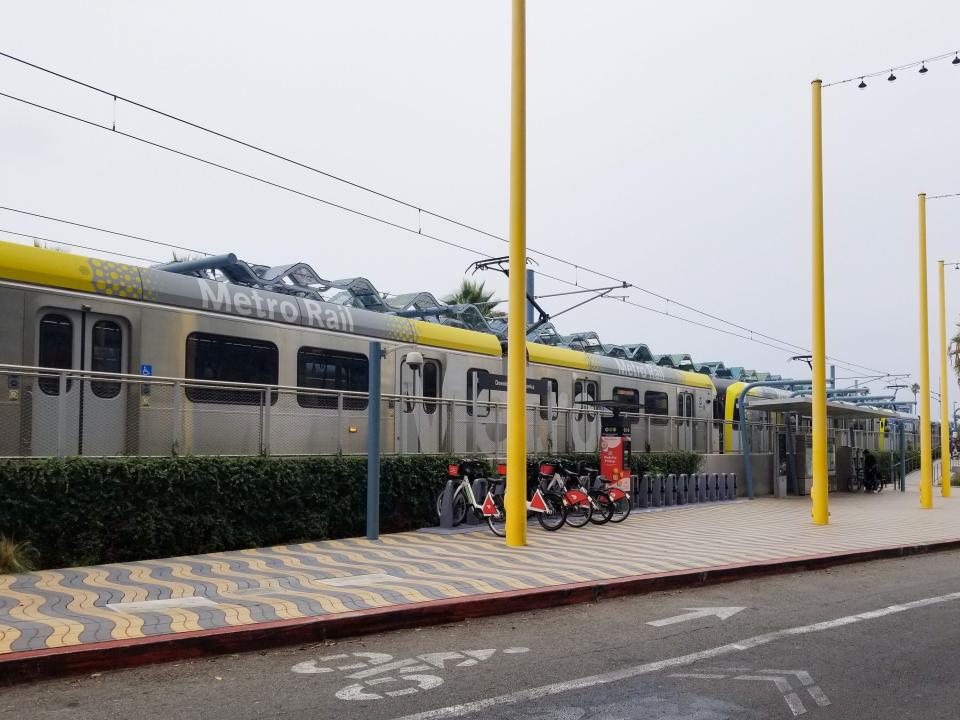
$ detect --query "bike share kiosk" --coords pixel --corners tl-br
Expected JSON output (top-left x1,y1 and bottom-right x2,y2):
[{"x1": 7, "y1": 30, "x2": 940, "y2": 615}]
[{"x1": 579, "y1": 397, "x2": 636, "y2": 495}]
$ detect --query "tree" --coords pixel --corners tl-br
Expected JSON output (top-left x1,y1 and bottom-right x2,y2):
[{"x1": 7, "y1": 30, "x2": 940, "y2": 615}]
[
  {"x1": 443, "y1": 278, "x2": 504, "y2": 316},
  {"x1": 952, "y1": 327, "x2": 960, "y2": 386}
]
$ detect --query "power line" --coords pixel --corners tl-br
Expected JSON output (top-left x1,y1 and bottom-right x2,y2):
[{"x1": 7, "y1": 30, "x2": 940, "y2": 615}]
[
  {"x1": 823, "y1": 49, "x2": 959, "y2": 88},
  {"x1": 0, "y1": 227, "x2": 162, "y2": 264},
  {"x1": 0, "y1": 205, "x2": 209, "y2": 257},
  {"x1": 928, "y1": 192, "x2": 960, "y2": 200},
  {"x1": 0, "y1": 50, "x2": 899, "y2": 377}
]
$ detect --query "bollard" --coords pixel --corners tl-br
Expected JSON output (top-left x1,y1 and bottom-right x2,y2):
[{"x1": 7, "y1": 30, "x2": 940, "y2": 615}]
[
  {"x1": 653, "y1": 474, "x2": 665, "y2": 507},
  {"x1": 676, "y1": 474, "x2": 688, "y2": 505},
  {"x1": 708, "y1": 472, "x2": 719, "y2": 502},
  {"x1": 466, "y1": 478, "x2": 486, "y2": 525},
  {"x1": 638, "y1": 474, "x2": 651, "y2": 508},
  {"x1": 721, "y1": 473, "x2": 730, "y2": 501},
  {"x1": 439, "y1": 479, "x2": 457, "y2": 528},
  {"x1": 665, "y1": 474, "x2": 676, "y2": 506},
  {"x1": 700, "y1": 472, "x2": 709, "y2": 502},
  {"x1": 728, "y1": 472, "x2": 738, "y2": 499},
  {"x1": 689, "y1": 473, "x2": 700, "y2": 504}
]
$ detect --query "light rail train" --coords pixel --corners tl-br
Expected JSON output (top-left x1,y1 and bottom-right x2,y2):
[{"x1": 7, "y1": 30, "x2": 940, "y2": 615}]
[{"x1": 0, "y1": 240, "x2": 929, "y2": 458}]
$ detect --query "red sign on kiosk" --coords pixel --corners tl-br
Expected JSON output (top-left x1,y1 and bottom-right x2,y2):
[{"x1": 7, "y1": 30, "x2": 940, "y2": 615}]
[{"x1": 599, "y1": 414, "x2": 632, "y2": 492}]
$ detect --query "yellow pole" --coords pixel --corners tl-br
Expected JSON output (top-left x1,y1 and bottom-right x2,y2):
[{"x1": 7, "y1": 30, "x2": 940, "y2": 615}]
[
  {"x1": 939, "y1": 260, "x2": 951, "y2": 496},
  {"x1": 506, "y1": 0, "x2": 527, "y2": 546},
  {"x1": 918, "y1": 193, "x2": 933, "y2": 509},
  {"x1": 810, "y1": 79, "x2": 829, "y2": 525}
]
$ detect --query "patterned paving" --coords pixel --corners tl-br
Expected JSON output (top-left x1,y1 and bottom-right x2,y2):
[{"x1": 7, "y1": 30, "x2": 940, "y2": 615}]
[{"x1": 2, "y1": 478, "x2": 959, "y2": 656}]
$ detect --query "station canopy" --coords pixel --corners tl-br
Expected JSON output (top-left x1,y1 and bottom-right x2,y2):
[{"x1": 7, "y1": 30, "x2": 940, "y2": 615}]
[{"x1": 745, "y1": 397, "x2": 898, "y2": 420}]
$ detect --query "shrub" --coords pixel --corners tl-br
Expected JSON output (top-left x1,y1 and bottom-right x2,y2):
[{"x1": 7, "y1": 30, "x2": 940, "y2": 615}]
[
  {"x1": 0, "y1": 536, "x2": 38, "y2": 574},
  {"x1": 0, "y1": 455, "x2": 455, "y2": 571}
]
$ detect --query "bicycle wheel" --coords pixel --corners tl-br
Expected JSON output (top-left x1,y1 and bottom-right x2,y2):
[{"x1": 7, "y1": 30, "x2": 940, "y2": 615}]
[
  {"x1": 486, "y1": 494, "x2": 507, "y2": 537},
  {"x1": 564, "y1": 496, "x2": 592, "y2": 528},
  {"x1": 588, "y1": 491, "x2": 614, "y2": 525},
  {"x1": 437, "y1": 487, "x2": 468, "y2": 526},
  {"x1": 537, "y1": 492, "x2": 567, "y2": 531},
  {"x1": 607, "y1": 494, "x2": 632, "y2": 523}
]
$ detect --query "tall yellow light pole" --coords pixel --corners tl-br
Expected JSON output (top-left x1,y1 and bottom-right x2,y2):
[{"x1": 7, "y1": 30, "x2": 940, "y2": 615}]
[
  {"x1": 810, "y1": 79, "x2": 829, "y2": 525},
  {"x1": 938, "y1": 259, "x2": 951, "y2": 496},
  {"x1": 917, "y1": 193, "x2": 933, "y2": 509},
  {"x1": 506, "y1": 0, "x2": 527, "y2": 546}
]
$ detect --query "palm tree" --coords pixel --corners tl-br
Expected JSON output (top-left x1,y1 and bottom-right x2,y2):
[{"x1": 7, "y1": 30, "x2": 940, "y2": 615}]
[
  {"x1": 951, "y1": 327, "x2": 960, "y2": 386},
  {"x1": 443, "y1": 279, "x2": 504, "y2": 316}
]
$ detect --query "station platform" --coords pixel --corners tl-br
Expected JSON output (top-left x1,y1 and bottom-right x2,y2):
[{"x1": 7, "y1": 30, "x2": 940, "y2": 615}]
[{"x1": 2, "y1": 473, "x2": 958, "y2": 682}]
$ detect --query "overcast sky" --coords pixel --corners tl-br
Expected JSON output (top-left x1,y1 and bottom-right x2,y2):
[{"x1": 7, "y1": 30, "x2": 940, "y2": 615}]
[{"x1": 1, "y1": 1, "x2": 958, "y2": 409}]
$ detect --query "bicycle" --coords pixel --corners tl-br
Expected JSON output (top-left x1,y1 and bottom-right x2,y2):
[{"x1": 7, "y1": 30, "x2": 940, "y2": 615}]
[
  {"x1": 435, "y1": 459, "x2": 489, "y2": 527},
  {"x1": 484, "y1": 463, "x2": 566, "y2": 536},
  {"x1": 537, "y1": 460, "x2": 615, "y2": 526}
]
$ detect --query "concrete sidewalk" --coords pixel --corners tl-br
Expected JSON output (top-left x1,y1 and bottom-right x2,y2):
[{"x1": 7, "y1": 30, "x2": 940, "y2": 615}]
[{"x1": 2, "y1": 474, "x2": 958, "y2": 681}]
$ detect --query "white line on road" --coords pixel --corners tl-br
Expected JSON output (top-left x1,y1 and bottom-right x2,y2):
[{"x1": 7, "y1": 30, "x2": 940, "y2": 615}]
[{"x1": 390, "y1": 590, "x2": 960, "y2": 720}]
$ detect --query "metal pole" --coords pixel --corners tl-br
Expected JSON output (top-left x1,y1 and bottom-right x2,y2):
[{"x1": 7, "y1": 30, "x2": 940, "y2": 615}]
[
  {"x1": 900, "y1": 420, "x2": 907, "y2": 492},
  {"x1": 506, "y1": 0, "x2": 527, "y2": 547},
  {"x1": 938, "y1": 260, "x2": 951, "y2": 496},
  {"x1": 810, "y1": 79, "x2": 829, "y2": 525},
  {"x1": 526, "y1": 268, "x2": 535, "y2": 325},
  {"x1": 918, "y1": 194, "x2": 934, "y2": 509},
  {"x1": 366, "y1": 341, "x2": 382, "y2": 541}
]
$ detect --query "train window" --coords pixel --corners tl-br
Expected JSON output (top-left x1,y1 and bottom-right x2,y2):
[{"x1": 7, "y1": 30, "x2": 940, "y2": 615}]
[
  {"x1": 185, "y1": 332, "x2": 278, "y2": 405},
  {"x1": 685, "y1": 394, "x2": 694, "y2": 418},
  {"x1": 539, "y1": 378, "x2": 559, "y2": 420},
  {"x1": 466, "y1": 368, "x2": 491, "y2": 417},
  {"x1": 613, "y1": 387, "x2": 640, "y2": 424},
  {"x1": 91, "y1": 320, "x2": 123, "y2": 399},
  {"x1": 422, "y1": 360, "x2": 440, "y2": 415},
  {"x1": 644, "y1": 390, "x2": 669, "y2": 425},
  {"x1": 38, "y1": 313, "x2": 73, "y2": 395},
  {"x1": 297, "y1": 347, "x2": 369, "y2": 410},
  {"x1": 574, "y1": 380, "x2": 598, "y2": 421}
]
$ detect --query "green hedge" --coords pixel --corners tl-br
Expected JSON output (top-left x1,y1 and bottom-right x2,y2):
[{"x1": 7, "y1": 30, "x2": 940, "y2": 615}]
[
  {"x1": 0, "y1": 455, "x2": 453, "y2": 571},
  {"x1": 0, "y1": 451, "x2": 702, "y2": 571}
]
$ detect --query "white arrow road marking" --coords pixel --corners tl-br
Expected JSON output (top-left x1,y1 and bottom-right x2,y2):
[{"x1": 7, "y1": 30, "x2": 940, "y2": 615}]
[
  {"x1": 760, "y1": 669, "x2": 831, "y2": 707},
  {"x1": 390, "y1": 590, "x2": 960, "y2": 720},
  {"x1": 735, "y1": 675, "x2": 807, "y2": 715},
  {"x1": 647, "y1": 607, "x2": 746, "y2": 627}
]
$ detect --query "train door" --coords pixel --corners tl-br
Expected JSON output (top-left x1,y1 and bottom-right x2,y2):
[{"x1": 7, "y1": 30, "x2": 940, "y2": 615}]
[
  {"x1": 573, "y1": 378, "x2": 599, "y2": 451},
  {"x1": 32, "y1": 309, "x2": 129, "y2": 456},
  {"x1": 398, "y1": 353, "x2": 442, "y2": 454},
  {"x1": 677, "y1": 390, "x2": 694, "y2": 451}
]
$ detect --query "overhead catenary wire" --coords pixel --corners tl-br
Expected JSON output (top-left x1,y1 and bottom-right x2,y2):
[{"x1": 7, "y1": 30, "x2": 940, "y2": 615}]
[
  {"x1": 0, "y1": 227, "x2": 162, "y2": 264},
  {"x1": 0, "y1": 202, "x2": 891, "y2": 380},
  {"x1": 0, "y1": 52, "x2": 900, "y2": 372}
]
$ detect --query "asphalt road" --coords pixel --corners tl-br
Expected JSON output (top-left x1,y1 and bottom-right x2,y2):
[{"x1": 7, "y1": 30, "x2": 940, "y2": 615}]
[{"x1": 6, "y1": 550, "x2": 960, "y2": 719}]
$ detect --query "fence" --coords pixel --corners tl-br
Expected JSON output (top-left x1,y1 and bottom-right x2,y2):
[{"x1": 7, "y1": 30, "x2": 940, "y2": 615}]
[{"x1": 0, "y1": 364, "x2": 924, "y2": 460}]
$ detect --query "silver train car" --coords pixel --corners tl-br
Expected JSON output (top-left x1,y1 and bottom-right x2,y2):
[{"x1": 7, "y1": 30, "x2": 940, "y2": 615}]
[{"x1": 0, "y1": 240, "x2": 730, "y2": 457}]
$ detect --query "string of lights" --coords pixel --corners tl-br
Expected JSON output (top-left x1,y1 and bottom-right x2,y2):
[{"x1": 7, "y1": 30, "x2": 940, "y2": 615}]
[
  {"x1": 0, "y1": 49, "x2": 895, "y2": 376},
  {"x1": 0, "y1": 64, "x2": 903, "y2": 379},
  {"x1": 927, "y1": 192, "x2": 960, "y2": 200},
  {"x1": 822, "y1": 49, "x2": 960, "y2": 88}
]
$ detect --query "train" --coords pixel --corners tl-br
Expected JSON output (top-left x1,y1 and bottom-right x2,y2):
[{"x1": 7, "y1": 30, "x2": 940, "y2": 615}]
[{"x1": 0, "y1": 239, "x2": 930, "y2": 459}]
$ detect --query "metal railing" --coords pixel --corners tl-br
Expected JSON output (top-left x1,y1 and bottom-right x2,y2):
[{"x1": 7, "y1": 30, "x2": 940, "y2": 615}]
[{"x1": 0, "y1": 363, "x2": 923, "y2": 459}]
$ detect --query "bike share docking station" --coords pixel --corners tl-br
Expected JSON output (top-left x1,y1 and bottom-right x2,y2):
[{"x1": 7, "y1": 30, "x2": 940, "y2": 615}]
[{"x1": 584, "y1": 396, "x2": 738, "y2": 511}]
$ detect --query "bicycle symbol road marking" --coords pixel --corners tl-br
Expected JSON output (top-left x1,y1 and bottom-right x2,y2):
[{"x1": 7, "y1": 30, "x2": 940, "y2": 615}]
[{"x1": 292, "y1": 646, "x2": 530, "y2": 701}]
